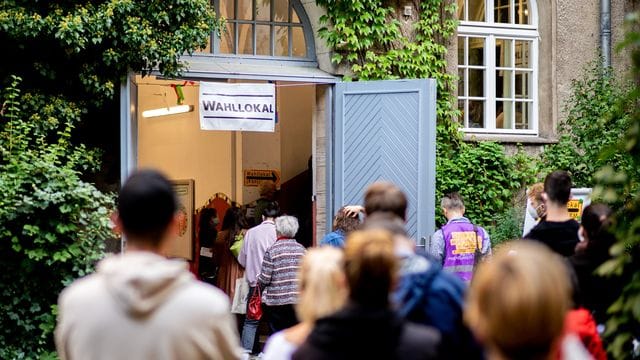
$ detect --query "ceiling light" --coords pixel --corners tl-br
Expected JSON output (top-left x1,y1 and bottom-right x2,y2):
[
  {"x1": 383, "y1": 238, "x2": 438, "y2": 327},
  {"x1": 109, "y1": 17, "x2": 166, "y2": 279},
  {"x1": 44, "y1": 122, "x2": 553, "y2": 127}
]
[{"x1": 142, "y1": 105, "x2": 194, "y2": 118}]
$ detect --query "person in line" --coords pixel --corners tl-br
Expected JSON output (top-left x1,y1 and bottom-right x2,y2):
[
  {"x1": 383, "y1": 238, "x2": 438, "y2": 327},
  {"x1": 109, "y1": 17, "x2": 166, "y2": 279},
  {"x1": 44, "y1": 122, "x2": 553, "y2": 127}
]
[
  {"x1": 465, "y1": 241, "x2": 591, "y2": 360},
  {"x1": 197, "y1": 207, "x2": 219, "y2": 284},
  {"x1": 293, "y1": 230, "x2": 441, "y2": 360},
  {"x1": 319, "y1": 206, "x2": 361, "y2": 248},
  {"x1": 55, "y1": 169, "x2": 241, "y2": 360},
  {"x1": 525, "y1": 170, "x2": 580, "y2": 257},
  {"x1": 570, "y1": 203, "x2": 623, "y2": 325},
  {"x1": 262, "y1": 247, "x2": 348, "y2": 360},
  {"x1": 215, "y1": 206, "x2": 249, "y2": 300},
  {"x1": 353, "y1": 182, "x2": 483, "y2": 359},
  {"x1": 252, "y1": 181, "x2": 278, "y2": 226},
  {"x1": 238, "y1": 200, "x2": 280, "y2": 354},
  {"x1": 527, "y1": 182, "x2": 547, "y2": 221},
  {"x1": 429, "y1": 192, "x2": 492, "y2": 283},
  {"x1": 258, "y1": 215, "x2": 306, "y2": 333}
]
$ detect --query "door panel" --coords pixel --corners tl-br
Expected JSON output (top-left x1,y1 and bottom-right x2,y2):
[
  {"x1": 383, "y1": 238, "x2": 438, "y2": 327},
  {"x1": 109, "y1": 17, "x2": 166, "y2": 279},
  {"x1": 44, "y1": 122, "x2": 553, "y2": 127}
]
[{"x1": 333, "y1": 79, "x2": 437, "y2": 246}]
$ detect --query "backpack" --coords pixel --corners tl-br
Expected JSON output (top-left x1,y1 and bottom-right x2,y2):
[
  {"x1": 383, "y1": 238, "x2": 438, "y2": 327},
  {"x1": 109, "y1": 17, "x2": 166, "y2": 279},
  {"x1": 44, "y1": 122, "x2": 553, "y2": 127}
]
[{"x1": 394, "y1": 254, "x2": 484, "y2": 360}]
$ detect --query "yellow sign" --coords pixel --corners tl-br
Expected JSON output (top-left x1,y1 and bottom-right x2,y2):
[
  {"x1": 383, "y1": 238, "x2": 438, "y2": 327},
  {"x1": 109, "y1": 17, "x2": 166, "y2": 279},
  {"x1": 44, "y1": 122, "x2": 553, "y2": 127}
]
[
  {"x1": 567, "y1": 199, "x2": 584, "y2": 221},
  {"x1": 450, "y1": 231, "x2": 481, "y2": 255},
  {"x1": 243, "y1": 169, "x2": 281, "y2": 187}
]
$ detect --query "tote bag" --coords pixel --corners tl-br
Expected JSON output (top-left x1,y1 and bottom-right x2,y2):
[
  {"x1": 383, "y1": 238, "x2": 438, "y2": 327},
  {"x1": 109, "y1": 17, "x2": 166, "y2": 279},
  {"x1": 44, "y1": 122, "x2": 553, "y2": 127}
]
[
  {"x1": 246, "y1": 284, "x2": 263, "y2": 320},
  {"x1": 231, "y1": 277, "x2": 248, "y2": 314}
]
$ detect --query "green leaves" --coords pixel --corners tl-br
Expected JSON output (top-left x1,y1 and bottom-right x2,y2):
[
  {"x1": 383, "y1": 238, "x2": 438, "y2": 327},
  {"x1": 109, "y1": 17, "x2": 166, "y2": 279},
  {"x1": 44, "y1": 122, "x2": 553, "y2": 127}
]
[
  {"x1": 0, "y1": 78, "x2": 115, "y2": 358},
  {"x1": 1, "y1": 0, "x2": 220, "y2": 105}
]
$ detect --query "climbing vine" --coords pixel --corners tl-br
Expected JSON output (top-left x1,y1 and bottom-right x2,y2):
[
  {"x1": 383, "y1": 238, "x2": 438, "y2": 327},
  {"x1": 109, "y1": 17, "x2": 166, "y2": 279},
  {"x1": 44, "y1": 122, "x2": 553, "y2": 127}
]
[{"x1": 316, "y1": 0, "x2": 460, "y2": 141}]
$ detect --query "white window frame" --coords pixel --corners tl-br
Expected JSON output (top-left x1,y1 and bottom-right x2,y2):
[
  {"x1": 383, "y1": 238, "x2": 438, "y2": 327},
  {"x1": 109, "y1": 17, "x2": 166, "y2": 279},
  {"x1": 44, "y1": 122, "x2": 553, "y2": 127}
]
[{"x1": 458, "y1": 0, "x2": 539, "y2": 135}]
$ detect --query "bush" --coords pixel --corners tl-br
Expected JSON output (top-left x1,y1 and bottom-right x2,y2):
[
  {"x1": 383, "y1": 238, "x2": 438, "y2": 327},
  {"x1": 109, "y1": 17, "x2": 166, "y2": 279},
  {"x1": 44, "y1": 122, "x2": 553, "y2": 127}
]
[
  {"x1": 540, "y1": 61, "x2": 637, "y2": 187},
  {"x1": 436, "y1": 141, "x2": 536, "y2": 230},
  {"x1": 0, "y1": 77, "x2": 114, "y2": 358}
]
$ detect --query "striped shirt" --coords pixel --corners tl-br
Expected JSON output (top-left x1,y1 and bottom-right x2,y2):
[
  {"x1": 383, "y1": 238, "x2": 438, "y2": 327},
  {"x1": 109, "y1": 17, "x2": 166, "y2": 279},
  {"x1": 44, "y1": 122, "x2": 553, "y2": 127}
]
[{"x1": 257, "y1": 238, "x2": 306, "y2": 306}]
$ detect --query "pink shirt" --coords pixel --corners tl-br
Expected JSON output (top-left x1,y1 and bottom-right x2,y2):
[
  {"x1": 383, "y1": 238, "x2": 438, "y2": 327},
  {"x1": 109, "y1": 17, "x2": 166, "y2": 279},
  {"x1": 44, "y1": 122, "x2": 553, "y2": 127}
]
[{"x1": 238, "y1": 220, "x2": 276, "y2": 286}]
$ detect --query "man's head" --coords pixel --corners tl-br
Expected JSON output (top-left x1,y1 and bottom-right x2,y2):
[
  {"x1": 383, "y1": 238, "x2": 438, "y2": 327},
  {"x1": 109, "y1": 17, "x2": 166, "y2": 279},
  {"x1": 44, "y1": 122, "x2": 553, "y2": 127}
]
[
  {"x1": 363, "y1": 182, "x2": 407, "y2": 221},
  {"x1": 117, "y1": 169, "x2": 177, "y2": 249},
  {"x1": 261, "y1": 200, "x2": 280, "y2": 220},
  {"x1": 441, "y1": 192, "x2": 465, "y2": 220},
  {"x1": 543, "y1": 171, "x2": 572, "y2": 206}
]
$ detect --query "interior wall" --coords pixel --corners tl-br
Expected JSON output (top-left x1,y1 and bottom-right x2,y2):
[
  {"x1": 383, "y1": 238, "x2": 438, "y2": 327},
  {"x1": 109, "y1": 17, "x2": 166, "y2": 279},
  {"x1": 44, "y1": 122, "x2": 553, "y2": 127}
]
[
  {"x1": 136, "y1": 77, "x2": 315, "y2": 213},
  {"x1": 136, "y1": 77, "x2": 234, "y2": 208},
  {"x1": 241, "y1": 126, "x2": 282, "y2": 203},
  {"x1": 241, "y1": 82, "x2": 314, "y2": 204},
  {"x1": 279, "y1": 83, "x2": 314, "y2": 182}
]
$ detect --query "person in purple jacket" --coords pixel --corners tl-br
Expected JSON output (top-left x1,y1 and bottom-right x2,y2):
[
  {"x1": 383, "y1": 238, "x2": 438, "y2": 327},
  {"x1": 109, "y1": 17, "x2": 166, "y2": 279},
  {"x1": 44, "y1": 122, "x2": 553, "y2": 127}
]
[{"x1": 429, "y1": 192, "x2": 492, "y2": 284}]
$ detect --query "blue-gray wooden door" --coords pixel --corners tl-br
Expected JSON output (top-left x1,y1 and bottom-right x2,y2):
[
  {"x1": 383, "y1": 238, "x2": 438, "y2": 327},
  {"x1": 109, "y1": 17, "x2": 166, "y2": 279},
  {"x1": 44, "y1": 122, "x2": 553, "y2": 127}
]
[{"x1": 333, "y1": 79, "x2": 437, "y2": 247}]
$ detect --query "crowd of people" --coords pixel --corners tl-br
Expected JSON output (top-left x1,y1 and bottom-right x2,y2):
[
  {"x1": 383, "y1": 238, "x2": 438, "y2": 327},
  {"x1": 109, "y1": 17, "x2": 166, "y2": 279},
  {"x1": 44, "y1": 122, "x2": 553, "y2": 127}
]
[{"x1": 54, "y1": 169, "x2": 626, "y2": 359}]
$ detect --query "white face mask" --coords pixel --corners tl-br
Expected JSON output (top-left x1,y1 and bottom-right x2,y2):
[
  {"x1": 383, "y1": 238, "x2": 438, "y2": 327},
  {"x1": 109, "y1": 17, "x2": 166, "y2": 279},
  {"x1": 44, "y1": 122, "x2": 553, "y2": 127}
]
[{"x1": 527, "y1": 200, "x2": 539, "y2": 220}]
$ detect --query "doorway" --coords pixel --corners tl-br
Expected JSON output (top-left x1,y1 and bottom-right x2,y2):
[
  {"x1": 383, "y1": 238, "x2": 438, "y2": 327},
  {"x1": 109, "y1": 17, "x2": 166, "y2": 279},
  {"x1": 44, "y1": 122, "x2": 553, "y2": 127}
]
[{"x1": 135, "y1": 76, "x2": 316, "y2": 258}]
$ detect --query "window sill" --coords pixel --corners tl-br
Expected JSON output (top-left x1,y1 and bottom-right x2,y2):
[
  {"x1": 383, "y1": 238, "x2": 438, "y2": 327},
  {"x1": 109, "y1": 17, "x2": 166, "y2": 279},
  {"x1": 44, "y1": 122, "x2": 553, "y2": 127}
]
[{"x1": 462, "y1": 133, "x2": 557, "y2": 144}]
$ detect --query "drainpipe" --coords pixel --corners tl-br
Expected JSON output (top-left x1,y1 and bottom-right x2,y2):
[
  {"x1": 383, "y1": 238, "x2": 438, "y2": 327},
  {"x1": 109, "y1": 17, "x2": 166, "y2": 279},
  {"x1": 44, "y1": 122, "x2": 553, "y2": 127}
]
[{"x1": 600, "y1": 0, "x2": 611, "y2": 67}]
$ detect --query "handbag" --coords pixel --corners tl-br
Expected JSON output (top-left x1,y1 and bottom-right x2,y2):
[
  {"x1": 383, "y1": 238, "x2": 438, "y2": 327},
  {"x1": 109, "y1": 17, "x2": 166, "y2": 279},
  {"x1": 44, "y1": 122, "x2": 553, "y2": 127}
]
[
  {"x1": 231, "y1": 276, "x2": 249, "y2": 314},
  {"x1": 230, "y1": 233, "x2": 244, "y2": 259},
  {"x1": 246, "y1": 284, "x2": 263, "y2": 320}
]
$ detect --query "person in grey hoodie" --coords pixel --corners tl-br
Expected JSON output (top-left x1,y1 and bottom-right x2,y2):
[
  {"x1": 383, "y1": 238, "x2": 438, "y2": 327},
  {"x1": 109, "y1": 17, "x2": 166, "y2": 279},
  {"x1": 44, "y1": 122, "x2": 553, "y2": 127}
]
[{"x1": 55, "y1": 169, "x2": 242, "y2": 360}]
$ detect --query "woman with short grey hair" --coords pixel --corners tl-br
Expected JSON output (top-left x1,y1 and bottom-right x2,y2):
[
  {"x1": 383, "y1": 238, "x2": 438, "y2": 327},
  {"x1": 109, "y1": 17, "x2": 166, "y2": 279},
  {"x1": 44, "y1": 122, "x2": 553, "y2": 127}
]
[
  {"x1": 275, "y1": 215, "x2": 299, "y2": 239},
  {"x1": 258, "y1": 215, "x2": 306, "y2": 332}
]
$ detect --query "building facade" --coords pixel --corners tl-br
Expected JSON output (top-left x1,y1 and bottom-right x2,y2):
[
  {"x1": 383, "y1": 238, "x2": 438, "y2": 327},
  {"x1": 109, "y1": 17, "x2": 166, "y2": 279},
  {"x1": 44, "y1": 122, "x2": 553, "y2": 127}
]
[{"x1": 123, "y1": 0, "x2": 634, "y2": 254}]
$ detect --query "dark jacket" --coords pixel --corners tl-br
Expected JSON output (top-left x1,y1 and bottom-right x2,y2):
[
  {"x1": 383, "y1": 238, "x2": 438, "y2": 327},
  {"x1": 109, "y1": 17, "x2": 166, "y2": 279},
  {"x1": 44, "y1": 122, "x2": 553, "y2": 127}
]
[
  {"x1": 525, "y1": 219, "x2": 580, "y2": 256},
  {"x1": 393, "y1": 252, "x2": 484, "y2": 359},
  {"x1": 570, "y1": 241, "x2": 622, "y2": 325},
  {"x1": 292, "y1": 304, "x2": 441, "y2": 360}
]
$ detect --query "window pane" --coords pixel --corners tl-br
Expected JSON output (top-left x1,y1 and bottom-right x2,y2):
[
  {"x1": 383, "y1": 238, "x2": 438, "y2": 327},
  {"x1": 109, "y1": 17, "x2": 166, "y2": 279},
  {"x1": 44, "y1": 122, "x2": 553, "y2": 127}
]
[
  {"x1": 494, "y1": 0, "x2": 511, "y2": 23},
  {"x1": 515, "y1": 0, "x2": 530, "y2": 24},
  {"x1": 515, "y1": 40, "x2": 531, "y2": 68},
  {"x1": 292, "y1": 8, "x2": 300, "y2": 23},
  {"x1": 496, "y1": 70, "x2": 513, "y2": 98},
  {"x1": 275, "y1": 0, "x2": 289, "y2": 22},
  {"x1": 496, "y1": 100, "x2": 513, "y2": 129},
  {"x1": 515, "y1": 102, "x2": 531, "y2": 129},
  {"x1": 496, "y1": 38, "x2": 513, "y2": 67},
  {"x1": 458, "y1": 37, "x2": 465, "y2": 65},
  {"x1": 238, "y1": 24, "x2": 253, "y2": 54},
  {"x1": 275, "y1": 25, "x2": 289, "y2": 56},
  {"x1": 458, "y1": 99, "x2": 466, "y2": 125},
  {"x1": 256, "y1": 0, "x2": 270, "y2": 21},
  {"x1": 469, "y1": 0, "x2": 485, "y2": 21},
  {"x1": 238, "y1": 0, "x2": 252, "y2": 20},
  {"x1": 468, "y1": 37, "x2": 484, "y2": 65},
  {"x1": 469, "y1": 69, "x2": 484, "y2": 97},
  {"x1": 219, "y1": 22, "x2": 235, "y2": 54},
  {"x1": 457, "y1": 0, "x2": 465, "y2": 20},
  {"x1": 515, "y1": 71, "x2": 531, "y2": 98},
  {"x1": 256, "y1": 25, "x2": 271, "y2": 55},
  {"x1": 292, "y1": 26, "x2": 306, "y2": 57},
  {"x1": 469, "y1": 101, "x2": 485, "y2": 128},
  {"x1": 219, "y1": 0, "x2": 234, "y2": 19},
  {"x1": 458, "y1": 69, "x2": 465, "y2": 96}
]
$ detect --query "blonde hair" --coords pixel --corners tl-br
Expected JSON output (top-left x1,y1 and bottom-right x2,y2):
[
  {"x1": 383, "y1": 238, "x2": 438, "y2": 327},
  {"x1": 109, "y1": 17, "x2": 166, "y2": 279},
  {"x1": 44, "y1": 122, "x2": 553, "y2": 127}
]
[
  {"x1": 343, "y1": 230, "x2": 398, "y2": 307},
  {"x1": 296, "y1": 247, "x2": 347, "y2": 323},
  {"x1": 465, "y1": 241, "x2": 571, "y2": 360}
]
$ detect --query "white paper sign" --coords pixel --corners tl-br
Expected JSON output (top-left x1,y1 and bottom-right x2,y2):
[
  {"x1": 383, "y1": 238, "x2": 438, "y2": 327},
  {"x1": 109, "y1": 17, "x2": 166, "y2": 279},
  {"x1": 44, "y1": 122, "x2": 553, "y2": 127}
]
[{"x1": 199, "y1": 82, "x2": 275, "y2": 132}]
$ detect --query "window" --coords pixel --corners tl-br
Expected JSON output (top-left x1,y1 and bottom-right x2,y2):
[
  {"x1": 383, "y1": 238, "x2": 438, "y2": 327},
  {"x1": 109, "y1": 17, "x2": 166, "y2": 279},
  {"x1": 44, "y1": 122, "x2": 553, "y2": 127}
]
[
  {"x1": 196, "y1": 0, "x2": 314, "y2": 61},
  {"x1": 457, "y1": 0, "x2": 538, "y2": 134}
]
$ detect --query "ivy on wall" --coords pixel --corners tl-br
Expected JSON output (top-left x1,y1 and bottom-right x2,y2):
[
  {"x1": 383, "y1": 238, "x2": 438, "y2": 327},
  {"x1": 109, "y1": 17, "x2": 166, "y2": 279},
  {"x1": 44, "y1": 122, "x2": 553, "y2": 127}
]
[
  {"x1": 316, "y1": 0, "x2": 534, "y2": 236},
  {"x1": 317, "y1": 0, "x2": 460, "y2": 137}
]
